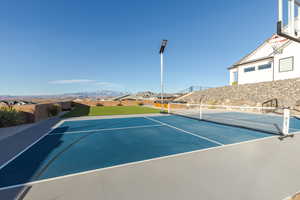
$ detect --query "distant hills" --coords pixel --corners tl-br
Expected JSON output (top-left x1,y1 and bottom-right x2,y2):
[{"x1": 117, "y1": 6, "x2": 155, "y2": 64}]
[
  {"x1": 0, "y1": 88, "x2": 193, "y2": 101},
  {"x1": 0, "y1": 90, "x2": 127, "y2": 100}
]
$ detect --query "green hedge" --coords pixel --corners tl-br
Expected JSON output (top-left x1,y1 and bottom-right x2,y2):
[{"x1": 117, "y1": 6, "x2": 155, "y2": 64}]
[{"x1": 47, "y1": 104, "x2": 61, "y2": 117}]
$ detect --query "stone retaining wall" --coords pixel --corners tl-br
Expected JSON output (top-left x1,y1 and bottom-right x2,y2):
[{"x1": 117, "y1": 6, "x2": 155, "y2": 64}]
[
  {"x1": 180, "y1": 78, "x2": 300, "y2": 107},
  {"x1": 13, "y1": 101, "x2": 72, "y2": 122}
]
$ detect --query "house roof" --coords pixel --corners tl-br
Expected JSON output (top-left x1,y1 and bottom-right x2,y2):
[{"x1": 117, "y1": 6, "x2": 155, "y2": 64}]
[
  {"x1": 228, "y1": 34, "x2": 292, "y2": 70},
  {"x1": 228, "y1": 56, "x2": 274, "y2": 69},
  {"x1": 111, "y1": 94, "x2": 131, "y2": 101}
]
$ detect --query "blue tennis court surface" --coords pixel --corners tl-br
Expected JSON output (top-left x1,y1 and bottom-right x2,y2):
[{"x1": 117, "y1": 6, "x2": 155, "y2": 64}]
[{"x1": 0, "y1": 115, "x2": 281, "y2": 189}]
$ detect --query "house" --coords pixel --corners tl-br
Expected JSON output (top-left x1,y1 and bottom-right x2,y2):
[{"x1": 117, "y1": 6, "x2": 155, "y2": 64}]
[
  {"x1": 135, "y1": 91, "x2": 156, "y2": 99},
  {"x1": 111, "y1": 92, "x2": 158, "y2": 101},
  {"x1": 0, "y1": 100, "x2": 35, "y2": 106},
  {"x1": 228, "y1": 34, "x2": 300, "y2": 85},
  {"x1": 111, "y1": 94, "x2": 132, "y2": 101}
]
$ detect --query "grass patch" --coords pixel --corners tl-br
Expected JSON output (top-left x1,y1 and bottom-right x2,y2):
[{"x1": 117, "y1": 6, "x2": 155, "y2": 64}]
[
  {"x1": 61, "y1": 104, "x2": 90, "y2": 118},
  {"x1": 89, "y1": 106, "x2": 160, "y2": 116},
  {"x1": 62, "y1": 106, "x2": 160, "y2": 118}
]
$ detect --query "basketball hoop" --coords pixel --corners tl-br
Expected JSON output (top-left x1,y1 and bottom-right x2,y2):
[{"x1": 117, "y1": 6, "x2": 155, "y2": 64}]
[{"x1": 268, "y1": 35, "x2": 289, "y2": 54}]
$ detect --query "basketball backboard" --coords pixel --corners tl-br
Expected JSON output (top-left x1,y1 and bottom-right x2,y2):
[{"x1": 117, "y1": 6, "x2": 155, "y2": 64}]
[{"x1": 277, "y1": 0, "x2": 300, "y2": 42}]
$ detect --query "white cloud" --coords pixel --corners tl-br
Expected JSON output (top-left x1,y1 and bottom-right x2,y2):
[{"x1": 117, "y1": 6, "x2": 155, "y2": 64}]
[{"x1": 49, "y1": 79, "x2": 96, "y2": 84}]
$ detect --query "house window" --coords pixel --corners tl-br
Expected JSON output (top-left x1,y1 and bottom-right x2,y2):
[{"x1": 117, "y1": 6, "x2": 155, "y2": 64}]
[
  {"x1": 279, "y1": 57, "x2": 294, "y2": 72},
  {"x1": 244, "y1": 67, "x2": 255, "y2": 72},
  {"x1": 258, "y1": 63, "x2": 272, "y2": 70}
]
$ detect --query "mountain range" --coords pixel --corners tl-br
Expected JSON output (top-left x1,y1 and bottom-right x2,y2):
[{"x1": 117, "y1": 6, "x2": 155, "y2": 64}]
[{"x1": 0, "y1": 90, "x2": 127, "y2": 100}]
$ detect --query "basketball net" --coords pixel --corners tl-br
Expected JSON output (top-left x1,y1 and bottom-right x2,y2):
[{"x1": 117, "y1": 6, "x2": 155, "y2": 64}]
[{"x1": 268, "y1": 35, "x2": 289, "y2": 54}]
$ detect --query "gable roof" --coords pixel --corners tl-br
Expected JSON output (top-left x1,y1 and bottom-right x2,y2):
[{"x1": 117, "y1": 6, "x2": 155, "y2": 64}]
[
  {"x1": 228, "y1": 34, "x2": 292, "y2": 70},
  {"x1": 230, "y1": 56, "x2": 274, "y2": 68}
]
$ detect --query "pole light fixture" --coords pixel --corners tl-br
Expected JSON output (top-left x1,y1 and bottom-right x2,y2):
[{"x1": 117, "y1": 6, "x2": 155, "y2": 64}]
[
  {"x1": 159, "y1": 40, "x2": 168, "y2": 54},
  {"x1": 159, "y1": 39, "x2": 168, "y2": 112}
]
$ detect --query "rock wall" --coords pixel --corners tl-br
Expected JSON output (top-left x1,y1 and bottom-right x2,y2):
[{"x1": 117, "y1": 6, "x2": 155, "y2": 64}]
[
  {"x1": 13, "y1": 101, "x2": 72, "y2": 122},
  {"x1": 180, "y1": 78, "x2": 300, "y2": 107}
]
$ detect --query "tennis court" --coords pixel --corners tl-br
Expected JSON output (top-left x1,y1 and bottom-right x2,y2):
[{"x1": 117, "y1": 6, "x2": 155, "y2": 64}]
[
  {"x1": 1, "y1": 112, "x2": 300, "y2": 200},
  {"x1": 1, "y1": 113, "x2": 296, "y2": 189}
]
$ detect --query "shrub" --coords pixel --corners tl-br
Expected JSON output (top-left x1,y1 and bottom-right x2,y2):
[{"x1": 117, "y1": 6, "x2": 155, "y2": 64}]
[
  {"x1": 138, "y1": 102, "x2": 144, "y2": 106},
  {"x1": 232, "y1": 81, "x2": 238, "y2": 85},
  {"x1": 205, "y1": 100, "x2": 218, "y2": 109},
  {"x1": 207, "y1": 105, "x2": 217, "y2": 109},
  {"x1": 71, "y1": 101, "x2": 77, "y2": 107},
  {"x1": 96, "y1": 103, "x2": 104, "y2": 107},
  {"x1": 0, "y1": 107, "x2": 25, "y2": 128},
  {"x1": 47, "y1": 104, "x2": 61, "y2": 117},
  {"x1": 206, "y1": 100, "x2": 218, "y2": 105}
]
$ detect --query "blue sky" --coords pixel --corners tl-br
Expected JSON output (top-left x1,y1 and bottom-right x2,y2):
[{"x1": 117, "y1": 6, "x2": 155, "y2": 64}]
[{"x1": 0, "y1": 0, "x2": 277, "y2": 95}]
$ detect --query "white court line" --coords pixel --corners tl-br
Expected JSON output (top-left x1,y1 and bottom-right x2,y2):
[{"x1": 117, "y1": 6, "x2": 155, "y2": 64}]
[
  {"x1": 0, "y1": 132, "x2": 284, "y2": 191},
  {"x1": 0, "y1": 120, "x2": 62, "y2": 171},
  {"x1": 51, "y1": 120, "x2": 65, "y2": 129},
  {"x1": 51, "y1": 124, "x2": 164, "y2": 135},
  {"x1": 0, "y1": 115, "x2": 294, "y2": 191},
  {"x1": 60, "y1": 113, "x2": 166, "y2": 122},
  {"x1": 144, "y1": 116, "x2": 224, "y2": 146}
]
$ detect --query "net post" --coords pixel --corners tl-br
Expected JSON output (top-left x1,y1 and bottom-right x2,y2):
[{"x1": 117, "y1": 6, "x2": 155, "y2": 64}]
[
  {"x1": 283, "y1": 108, "x2": 290, "y2": 135},
  {"x1": 167, "y1": 103, "x2": 171, "y2": 114},
  {"x1": 199, "y1": 104, "x2": 203, "y2": 120}
]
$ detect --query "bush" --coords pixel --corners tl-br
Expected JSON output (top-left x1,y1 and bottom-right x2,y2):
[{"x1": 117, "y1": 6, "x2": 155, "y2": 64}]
[
  {"x1": 96, "y1": 103, "x2": 104, "y2": 107},
  {"x1": 47, "y1": 104, "x2": 61, "y2": 117},
  {"x1": 138, "y1": 102, "x2": 144, "y2": 106},
  {"x1": 0, "y1": 107, "x2": 25, "y2": 128},
  {"x1": 206, "y1": 100, "x2": 218, "y2": 105},
  {"x1": 207, "y1": 105, "x2": 217, "y2": 109},
  {"x1": 231, "y1": 81, "x2": 238, "y2": 85},
  {"x1": 71, "y1": 101, "x2": 77, "y2": 107}
]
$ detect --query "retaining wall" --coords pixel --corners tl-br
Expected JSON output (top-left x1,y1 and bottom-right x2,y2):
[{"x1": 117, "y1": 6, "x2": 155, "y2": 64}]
[
  {"x1": 181, "y1": 78, "x2": 300, "y2": 107},
  {"x1": 13, "y1": 101, "x2": 72, "y2": 122}
]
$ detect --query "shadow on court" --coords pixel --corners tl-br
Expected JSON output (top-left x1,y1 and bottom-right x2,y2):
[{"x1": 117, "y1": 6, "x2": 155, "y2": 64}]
[{"x1": 0, "y1": 134, "x2": 64, "y2": 200}]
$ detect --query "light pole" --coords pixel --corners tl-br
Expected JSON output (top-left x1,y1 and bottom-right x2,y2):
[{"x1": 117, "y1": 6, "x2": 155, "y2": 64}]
[{"x1": 159, "y1": 39, "x2": 168, "y2": 112}]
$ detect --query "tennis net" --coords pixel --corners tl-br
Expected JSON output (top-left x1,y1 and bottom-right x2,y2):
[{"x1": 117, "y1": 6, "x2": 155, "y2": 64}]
[{"x1": 168, "y1": 103, "x2": 291, "y2": 135}]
